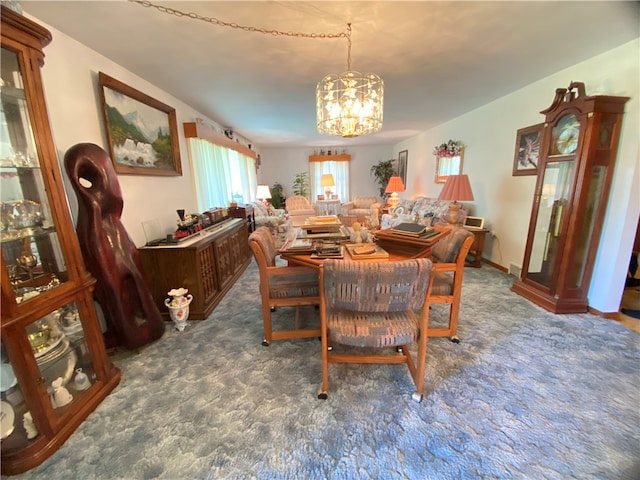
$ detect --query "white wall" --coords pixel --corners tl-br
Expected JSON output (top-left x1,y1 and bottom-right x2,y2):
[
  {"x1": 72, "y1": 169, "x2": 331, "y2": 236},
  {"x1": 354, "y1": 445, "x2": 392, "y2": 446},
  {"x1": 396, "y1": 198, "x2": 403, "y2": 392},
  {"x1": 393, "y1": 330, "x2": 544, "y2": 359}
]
[
  {"x1": 33, "y1": 16, "x2": 232, "y2": 247},
  {"x1": 394, "y1": 39, "x2": 639, "y2": 313},
  {"x1": 258, "y1": 145, "x2": 394, "y2": 201}
]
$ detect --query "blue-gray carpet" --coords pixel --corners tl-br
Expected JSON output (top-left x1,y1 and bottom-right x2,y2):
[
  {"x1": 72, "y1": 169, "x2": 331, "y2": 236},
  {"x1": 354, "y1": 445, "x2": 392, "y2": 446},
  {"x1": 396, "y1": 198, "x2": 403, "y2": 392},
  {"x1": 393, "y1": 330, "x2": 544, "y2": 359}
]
[{"x1": 9, "y1": 260, "x2": 640, "y2": 480}]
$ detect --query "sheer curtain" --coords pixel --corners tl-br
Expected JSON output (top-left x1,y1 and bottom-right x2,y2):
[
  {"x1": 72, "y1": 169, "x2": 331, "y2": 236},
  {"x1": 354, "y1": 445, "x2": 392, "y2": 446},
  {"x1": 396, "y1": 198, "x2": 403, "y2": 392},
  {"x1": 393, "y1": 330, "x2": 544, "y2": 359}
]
[
  {"x1": 188, "y1": 138, "x2": 257, "y2": 211},
  {"x1": 309, "y1": 160, "x2": 350, "y2": 201}
]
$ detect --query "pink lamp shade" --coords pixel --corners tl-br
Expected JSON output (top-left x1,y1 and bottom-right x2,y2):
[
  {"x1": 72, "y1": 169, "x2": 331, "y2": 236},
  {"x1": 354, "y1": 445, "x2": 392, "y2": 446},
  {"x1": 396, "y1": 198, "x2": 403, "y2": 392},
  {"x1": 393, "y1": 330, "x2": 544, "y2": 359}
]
[
  {"x1": 438, "y1": 174, "x2": 474, "y2": 225},
  {"x1": 385, "y1": 176, "x2": 405, "y2": 207},
  {"x1": 438, "y1": 174, "x2": 474, "y2": 202},
  {"x1": 385, "y1": 176, "x2": 405, "y2": 194}
]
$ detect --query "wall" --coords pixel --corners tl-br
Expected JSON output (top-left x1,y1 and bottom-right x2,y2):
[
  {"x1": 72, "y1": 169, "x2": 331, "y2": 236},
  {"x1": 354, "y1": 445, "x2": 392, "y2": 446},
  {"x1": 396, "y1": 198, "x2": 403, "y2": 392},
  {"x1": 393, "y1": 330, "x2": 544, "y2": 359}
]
[
  {"x1": 32, "y1": 16, "x2": 234, "y2": 247},
  {"x1": 393, "y1": 39, "x2": 639, "y2": 313},
  {"x1": 28, "y1": 12, "x2": 638, "y2": 313},
  {"x1": 258, "y1": 145, "x2": 394, "y2": 201}
]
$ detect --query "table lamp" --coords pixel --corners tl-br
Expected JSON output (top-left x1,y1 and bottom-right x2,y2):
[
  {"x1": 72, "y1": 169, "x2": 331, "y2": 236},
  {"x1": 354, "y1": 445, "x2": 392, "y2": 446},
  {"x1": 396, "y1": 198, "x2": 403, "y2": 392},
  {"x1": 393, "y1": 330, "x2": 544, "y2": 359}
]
[
  {"x1": 320, "y1": 174, "x2": 335, "y2": 198},
  {"x1": 385, "y1": 176, "x2": 405, "y2": 208},
  {"x1": 256, "y1": 184, "x2": 272, "y2": 206},
  {"x1": 438, "y1": 174, "x2": 474, "y2": 225}
]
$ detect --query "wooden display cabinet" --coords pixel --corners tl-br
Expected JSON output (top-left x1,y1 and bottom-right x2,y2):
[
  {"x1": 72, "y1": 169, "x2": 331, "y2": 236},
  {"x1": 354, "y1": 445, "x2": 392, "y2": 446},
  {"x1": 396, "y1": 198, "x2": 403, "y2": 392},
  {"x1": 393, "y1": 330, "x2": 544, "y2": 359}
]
[
  {"x1": 511, "y1": 82, "x2": 629, "y2": 313},
  {"x1": 0, "y1": 7, "x2": 120, "y2": 475},
  {"x1": 138, "y1": 218, "x2": 251, "y2": 320}
]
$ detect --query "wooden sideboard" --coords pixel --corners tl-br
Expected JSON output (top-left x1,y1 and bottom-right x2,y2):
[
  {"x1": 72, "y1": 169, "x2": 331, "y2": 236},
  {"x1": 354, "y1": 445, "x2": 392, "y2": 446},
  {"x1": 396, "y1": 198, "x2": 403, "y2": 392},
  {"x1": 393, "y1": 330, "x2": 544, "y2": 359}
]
[{"x1": 138, "y1": 218, "x2": 250, "y2": 320}]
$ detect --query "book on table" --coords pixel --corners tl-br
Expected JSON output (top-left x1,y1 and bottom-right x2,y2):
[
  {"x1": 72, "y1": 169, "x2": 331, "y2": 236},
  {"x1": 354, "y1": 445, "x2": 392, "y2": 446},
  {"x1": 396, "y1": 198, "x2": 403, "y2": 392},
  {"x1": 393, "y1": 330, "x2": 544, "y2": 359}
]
[
  {"x1": 390, "y1": 223, "x2": 437, "y2": 238},
  {"x1": 344, "y1": 243, "x2": 389, "y2": 260}
]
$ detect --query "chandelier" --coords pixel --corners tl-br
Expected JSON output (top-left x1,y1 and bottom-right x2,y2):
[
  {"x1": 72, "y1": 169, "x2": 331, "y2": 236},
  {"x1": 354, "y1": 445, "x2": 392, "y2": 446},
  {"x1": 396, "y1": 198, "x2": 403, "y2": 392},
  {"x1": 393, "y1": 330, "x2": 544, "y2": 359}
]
[
  {"x1": 316, "y1": 24, "x2": 384, "y2": 138},
  {"x1": 131, "y1": 2, "x2": 383, "y2": 138}
]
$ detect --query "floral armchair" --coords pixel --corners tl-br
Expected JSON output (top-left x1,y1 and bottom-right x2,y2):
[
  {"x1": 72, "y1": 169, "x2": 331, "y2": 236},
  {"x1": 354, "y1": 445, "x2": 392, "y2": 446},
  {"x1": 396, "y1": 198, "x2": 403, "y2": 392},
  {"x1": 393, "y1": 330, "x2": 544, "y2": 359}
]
[
  {"x1": 380, "y1": 196, "x2": 466, "y2": 230},
  {"x1": 248, "y1": 201, "x2": 292, "y2": 249}
]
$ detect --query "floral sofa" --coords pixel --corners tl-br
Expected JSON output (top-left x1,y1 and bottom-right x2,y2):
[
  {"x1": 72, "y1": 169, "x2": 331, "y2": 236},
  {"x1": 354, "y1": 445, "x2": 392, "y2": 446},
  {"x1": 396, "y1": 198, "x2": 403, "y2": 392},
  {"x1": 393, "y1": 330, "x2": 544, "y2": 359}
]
[
  {"x1": 380, "y1": 196, "x2": 466, "y2": 230},
  {"x1": 247, "y1": 201, "x2": 292, "y2": 248}
]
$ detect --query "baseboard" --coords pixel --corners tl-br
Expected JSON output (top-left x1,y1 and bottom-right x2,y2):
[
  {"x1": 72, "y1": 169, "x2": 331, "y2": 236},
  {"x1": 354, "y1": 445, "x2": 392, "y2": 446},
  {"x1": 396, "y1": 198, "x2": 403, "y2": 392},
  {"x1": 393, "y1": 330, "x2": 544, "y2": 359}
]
[
  {"x1": 588, "y1": 307, "x2": 619, "y2": 320},
  {"x1": 483, "y1": 258, "x2": 507, "y2": 273}
]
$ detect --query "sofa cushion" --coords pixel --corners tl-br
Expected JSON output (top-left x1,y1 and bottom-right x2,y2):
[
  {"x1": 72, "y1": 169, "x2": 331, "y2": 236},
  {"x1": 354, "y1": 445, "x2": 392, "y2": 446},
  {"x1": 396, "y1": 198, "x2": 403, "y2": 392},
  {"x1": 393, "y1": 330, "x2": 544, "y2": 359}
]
[{"x1": 410, "y1": 197, "x2": 453, "y2": 220}]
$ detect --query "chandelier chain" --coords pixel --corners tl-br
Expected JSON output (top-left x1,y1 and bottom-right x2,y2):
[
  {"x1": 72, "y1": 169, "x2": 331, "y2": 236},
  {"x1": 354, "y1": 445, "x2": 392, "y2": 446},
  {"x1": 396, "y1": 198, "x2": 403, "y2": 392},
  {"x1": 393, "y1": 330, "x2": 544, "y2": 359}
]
[
  {"x1": 346, "y1": 23, "x2": 352, "y2": 70},
  {"x1": 130, "y1": 0, "x2": 349, "y2": 42}
]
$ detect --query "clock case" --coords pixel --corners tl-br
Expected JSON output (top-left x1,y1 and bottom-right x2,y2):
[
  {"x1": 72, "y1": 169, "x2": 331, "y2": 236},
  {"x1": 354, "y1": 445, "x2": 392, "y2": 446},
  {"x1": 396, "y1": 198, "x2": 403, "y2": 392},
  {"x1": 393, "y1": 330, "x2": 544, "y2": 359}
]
[{"x1": 512, "y1": 82, "x2": 629, "y2": 313}]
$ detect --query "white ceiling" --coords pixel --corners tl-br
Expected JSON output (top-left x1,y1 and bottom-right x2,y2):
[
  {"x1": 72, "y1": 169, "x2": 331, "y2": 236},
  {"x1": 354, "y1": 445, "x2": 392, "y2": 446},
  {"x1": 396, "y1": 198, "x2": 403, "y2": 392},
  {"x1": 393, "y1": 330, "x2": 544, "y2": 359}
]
[{"x1": 21, "y1": 1, "x2": 640, "y2": 148}]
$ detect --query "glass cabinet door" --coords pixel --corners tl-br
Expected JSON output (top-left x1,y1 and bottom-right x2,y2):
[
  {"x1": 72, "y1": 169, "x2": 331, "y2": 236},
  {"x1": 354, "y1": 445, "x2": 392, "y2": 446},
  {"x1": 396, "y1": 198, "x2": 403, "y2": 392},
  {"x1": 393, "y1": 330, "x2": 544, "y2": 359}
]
[
  {"x1": 1, "y1": 300, "x2": 98, "y2": 454},
  {"x1": 1, "y1": 46, "x2": 67, "y2": 301}
]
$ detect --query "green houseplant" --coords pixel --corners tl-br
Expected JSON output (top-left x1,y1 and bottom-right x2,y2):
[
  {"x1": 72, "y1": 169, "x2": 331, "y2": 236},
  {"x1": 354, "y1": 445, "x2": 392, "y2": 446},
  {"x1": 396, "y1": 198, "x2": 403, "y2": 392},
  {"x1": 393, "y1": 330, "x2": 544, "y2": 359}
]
[
  {"x1": 292, "y1": 171, "x2": 309, "y2": 198},
  {"x1": 270, "y1": 182, "x2": 285, "y2": 209},
  {"x1": 370, "y1": 159, "x2": 396, "y2": 198}
]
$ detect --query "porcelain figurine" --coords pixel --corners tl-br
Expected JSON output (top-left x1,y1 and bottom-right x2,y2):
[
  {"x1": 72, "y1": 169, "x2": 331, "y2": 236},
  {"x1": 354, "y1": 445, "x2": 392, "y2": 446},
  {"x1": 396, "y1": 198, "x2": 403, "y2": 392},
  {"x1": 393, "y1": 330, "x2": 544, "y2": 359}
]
[
  {"x1": 74, "y1": 368, "x2": 91, "y2": 391},
  {"x1": 22, "y1": 411, "x2": 38, "y2": 439},
  {"x1": 51, "y1": 377, "x2": 73, "y2": 408}
]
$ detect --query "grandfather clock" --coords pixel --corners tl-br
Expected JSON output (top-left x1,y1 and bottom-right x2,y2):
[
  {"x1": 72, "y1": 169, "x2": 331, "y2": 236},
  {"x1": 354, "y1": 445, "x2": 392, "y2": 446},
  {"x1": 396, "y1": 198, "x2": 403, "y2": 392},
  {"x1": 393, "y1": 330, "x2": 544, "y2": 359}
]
[{"x1": 511, "y1": 82, "x2": 629, "y2": 313}]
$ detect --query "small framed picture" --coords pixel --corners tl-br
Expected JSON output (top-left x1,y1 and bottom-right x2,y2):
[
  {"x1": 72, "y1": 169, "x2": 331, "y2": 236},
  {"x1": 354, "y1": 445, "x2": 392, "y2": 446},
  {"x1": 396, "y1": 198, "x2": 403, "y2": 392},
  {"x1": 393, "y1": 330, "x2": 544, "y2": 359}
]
[
  {"x1": 513, "y1": 123, "x2": 543, "y2": 176},
  {"x1": 317, "y1": 194, "x2": 325, "y2": 201}
]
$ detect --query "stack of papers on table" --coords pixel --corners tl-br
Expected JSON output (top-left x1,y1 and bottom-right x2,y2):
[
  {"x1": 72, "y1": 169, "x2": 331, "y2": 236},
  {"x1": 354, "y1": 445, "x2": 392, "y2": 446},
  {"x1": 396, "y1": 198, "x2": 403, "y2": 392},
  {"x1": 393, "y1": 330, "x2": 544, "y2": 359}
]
[{"x1": 281, "y1": 238, "x2": 316, "y2": 254}]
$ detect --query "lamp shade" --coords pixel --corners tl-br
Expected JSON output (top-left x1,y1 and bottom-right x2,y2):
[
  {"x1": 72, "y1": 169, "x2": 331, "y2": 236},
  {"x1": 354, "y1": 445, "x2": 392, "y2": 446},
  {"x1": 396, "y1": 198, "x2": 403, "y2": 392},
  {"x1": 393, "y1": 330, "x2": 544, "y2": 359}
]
[
  {"x1": 438, "y1": 175, "x2": 474, "y2": 202},
  {"x1": 320, "y1": 174, "x2": 335, "y2": 187},
  {"x1": 385, "y1": 176, "x2": 405, "y2": 194},
  {"x1": 256, "y1": 184, "x2": 272, "y2": 200}
]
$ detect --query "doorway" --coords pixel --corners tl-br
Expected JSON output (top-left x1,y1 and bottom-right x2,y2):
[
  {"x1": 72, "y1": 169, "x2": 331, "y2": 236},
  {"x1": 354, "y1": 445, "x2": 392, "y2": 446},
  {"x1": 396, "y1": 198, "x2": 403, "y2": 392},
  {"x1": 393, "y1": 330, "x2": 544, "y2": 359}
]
[{"x1": 618, "y1": 216, "x2": 640, "y2": 333}]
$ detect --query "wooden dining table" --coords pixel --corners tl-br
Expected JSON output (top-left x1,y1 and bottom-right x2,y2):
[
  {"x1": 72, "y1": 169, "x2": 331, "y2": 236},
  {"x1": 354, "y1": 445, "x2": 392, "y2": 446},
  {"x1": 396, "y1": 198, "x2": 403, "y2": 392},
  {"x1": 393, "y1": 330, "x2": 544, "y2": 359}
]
[{"x1": 280, "y1": 225, "x2": 451, "y2": 268}]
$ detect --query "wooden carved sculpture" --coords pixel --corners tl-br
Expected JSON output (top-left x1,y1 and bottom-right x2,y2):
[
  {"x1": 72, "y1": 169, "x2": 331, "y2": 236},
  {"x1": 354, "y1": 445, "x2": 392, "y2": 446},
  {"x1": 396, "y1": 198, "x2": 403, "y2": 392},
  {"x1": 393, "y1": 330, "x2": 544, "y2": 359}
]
[{"x1": 64, "y1": 143, "x2": 164, "y2": 349}]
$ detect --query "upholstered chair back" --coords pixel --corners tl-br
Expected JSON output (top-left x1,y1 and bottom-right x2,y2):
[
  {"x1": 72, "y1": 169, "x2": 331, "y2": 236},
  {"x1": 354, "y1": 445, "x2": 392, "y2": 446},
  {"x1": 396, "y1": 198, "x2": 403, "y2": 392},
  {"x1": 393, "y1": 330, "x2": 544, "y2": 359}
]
[
  {"x1": 286, "y1": 195, "x2": 313, "y2": 212},
  {"x1": 248, "y1": 226, "x2": 278, "y2": 267},
  {"x1": 322, "y1": 259, "x2": 432, "y2": 314},
  {"x1": 432, "y1": 227, "x2": 474, "y2": 263}
]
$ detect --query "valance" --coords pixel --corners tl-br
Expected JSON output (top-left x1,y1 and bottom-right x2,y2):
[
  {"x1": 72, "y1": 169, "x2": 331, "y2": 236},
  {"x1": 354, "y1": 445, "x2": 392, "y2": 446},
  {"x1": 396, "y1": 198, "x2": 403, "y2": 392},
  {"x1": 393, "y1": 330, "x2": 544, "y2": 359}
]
[{"x1": 183, "y1": 121, "x2": 257, "y2": 159}]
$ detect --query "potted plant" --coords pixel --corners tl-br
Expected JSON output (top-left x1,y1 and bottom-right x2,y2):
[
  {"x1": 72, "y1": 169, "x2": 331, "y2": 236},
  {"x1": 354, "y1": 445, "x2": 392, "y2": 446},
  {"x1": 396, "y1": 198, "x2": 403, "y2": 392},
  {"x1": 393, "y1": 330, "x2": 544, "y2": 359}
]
[
  {"x1": 292, "y1": 171, "x2": 309, "y2": 198},
  {"x1": 370, "y1": 159, "x2": 396, "y2": 199},
  {"x1": 270, "y1": 182, "x2": 285, "y2": 209}
]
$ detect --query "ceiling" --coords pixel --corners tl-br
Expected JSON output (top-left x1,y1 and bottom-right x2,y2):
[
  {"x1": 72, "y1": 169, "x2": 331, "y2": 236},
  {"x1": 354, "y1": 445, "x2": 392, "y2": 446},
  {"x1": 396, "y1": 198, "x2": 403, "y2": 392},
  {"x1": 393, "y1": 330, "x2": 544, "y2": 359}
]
[{"x1": 21, "y1": 1, "x2": 639, "y2": 148}]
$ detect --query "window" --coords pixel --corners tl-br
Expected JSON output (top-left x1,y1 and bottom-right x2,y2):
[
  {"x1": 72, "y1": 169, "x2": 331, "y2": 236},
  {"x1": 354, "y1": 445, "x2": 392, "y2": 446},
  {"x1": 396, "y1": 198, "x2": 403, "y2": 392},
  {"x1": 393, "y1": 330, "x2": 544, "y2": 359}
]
[
  {"x1": 188, "y1": 137, "x2": 257, "y2": 211},
  {"x1": 309, "y1": 159, "x2": 350, "y2": 201}
]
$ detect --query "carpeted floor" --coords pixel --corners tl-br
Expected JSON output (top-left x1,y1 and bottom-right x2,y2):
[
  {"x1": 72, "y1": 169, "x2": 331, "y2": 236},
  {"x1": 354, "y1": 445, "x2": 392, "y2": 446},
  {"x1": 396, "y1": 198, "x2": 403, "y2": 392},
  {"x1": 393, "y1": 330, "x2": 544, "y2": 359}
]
[{"x1": 8, "y1": 260, "x2": 640, "y2": 480}]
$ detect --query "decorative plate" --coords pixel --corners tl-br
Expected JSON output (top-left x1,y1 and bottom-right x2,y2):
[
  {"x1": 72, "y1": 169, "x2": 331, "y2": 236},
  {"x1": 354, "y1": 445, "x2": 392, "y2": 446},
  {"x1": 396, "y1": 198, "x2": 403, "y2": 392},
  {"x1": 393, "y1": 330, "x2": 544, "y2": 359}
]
[
  {"x1": 393, "y1": 206, "x2": 405, "y2": 215},
  {"x1": 0, "y1": 363, "x2": 17, "y2": 392},
  {"x1": 1, "y1": 401, "x2": 15, "y2": 439}
]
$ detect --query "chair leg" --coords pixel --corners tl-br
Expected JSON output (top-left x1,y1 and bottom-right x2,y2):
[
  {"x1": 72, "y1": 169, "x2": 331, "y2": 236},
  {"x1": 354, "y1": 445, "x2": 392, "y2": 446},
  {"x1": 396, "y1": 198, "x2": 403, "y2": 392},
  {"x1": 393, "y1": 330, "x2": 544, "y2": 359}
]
[
  {"x1": 262, "y1": 302, "x2": 273, "y2": 346},
  {"x1": 317, "y1": 334, "x2": 329, "y2": 400},
  {"x1": 448, "y1": 301, "x2": 461, "y2": 342}
]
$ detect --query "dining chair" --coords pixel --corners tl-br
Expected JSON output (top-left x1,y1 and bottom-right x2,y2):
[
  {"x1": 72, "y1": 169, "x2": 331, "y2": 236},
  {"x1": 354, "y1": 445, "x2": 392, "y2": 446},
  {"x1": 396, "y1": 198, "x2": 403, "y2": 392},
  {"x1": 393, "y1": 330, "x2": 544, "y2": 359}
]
[
  {"x1": 318, "y1": 258, "x2": 434, "y2": 402},
  {"x1": 248, "y1": 227, "x2": 321, "y2": 346},
  {"x1": 428, "y1": 226, "x2": 475, "y2": 343}
]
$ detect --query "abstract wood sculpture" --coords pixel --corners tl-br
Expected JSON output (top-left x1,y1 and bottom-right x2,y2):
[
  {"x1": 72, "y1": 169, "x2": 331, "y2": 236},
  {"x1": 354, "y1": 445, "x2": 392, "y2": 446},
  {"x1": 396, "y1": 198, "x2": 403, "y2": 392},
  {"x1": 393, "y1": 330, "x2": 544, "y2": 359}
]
[{"x1": 64, "y1": 143, "x2": 164, "y2": 349}]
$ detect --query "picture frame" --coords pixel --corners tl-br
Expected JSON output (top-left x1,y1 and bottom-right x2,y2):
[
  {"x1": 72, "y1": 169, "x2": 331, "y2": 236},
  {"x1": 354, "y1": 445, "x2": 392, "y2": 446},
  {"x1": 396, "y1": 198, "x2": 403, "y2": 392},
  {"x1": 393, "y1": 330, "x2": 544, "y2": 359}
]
[
  {"x1": 513, "y1": 123, "x2": 543, "y2": 176},
  {"x1": 317, "y1": 194, "x2": 325, "y2": 201},
  {"x1": 397, "y1": 150, "x2": 408, "y2": 186},
  {"x1": 98, "y1": 72, "x2": 182, "y2": 176},
  {"x1": 464, "y1": 216, "x2": 485, "y2": 230}
]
